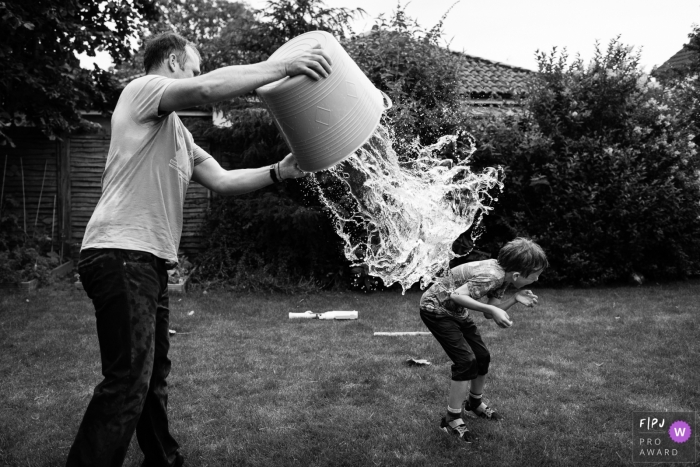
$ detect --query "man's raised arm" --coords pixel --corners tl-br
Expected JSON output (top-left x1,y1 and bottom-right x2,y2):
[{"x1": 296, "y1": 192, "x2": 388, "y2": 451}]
[{"x1": 159, "y1": 46, "x2": 332, "y2": 113}]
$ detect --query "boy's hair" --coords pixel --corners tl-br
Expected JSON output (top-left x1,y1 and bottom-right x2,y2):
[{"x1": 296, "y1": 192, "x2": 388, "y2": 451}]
[
  {"x1": 143, "y1": 31, "x2": 200, "y2": 73},
  {"x1": 497, "y1": 237, "x2": 548, "y2": 276}
]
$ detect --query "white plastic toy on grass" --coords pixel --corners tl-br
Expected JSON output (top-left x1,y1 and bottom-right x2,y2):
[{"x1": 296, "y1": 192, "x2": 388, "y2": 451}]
[
  {"x1": 289, "y1": 310, "x2": 358, "y2": 320},
  {"x1": 373, "y1": 332, "x2": 431, "y2": 336}
]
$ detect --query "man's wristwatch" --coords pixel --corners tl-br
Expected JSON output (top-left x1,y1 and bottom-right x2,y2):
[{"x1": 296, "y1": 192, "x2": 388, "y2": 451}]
[{"x1": 269, "y1": 163, "x2": 281, "y2": 183}]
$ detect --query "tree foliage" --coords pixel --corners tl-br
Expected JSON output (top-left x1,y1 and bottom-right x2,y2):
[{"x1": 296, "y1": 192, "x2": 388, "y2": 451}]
[
  {"x1": 344, "y1": 3, "x2": 467, "y2": 153},
  {"x1": 224, "y1": 0, "x2": 363, "y2": 64},
  {"x1": 0, "y1": 0, "x2": 159, "y2": 145},
  {"x1": 114, "y1": 0, "x2": 254, "y2": 82},
  {"x1": 654, "y1": 25, "x2": 700, "y2": 149},
  {"x1": 467, "y1": 39, "x2": 700, "y2": 284}
]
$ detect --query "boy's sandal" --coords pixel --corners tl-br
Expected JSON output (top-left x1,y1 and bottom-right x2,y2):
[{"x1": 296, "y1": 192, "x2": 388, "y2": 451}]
[
  {"x1": 440, "y1": 417, "x2": 478, "y2": 443},
  {"x1": 463, "y1": 401, "x2": 504, "y2": 421}
]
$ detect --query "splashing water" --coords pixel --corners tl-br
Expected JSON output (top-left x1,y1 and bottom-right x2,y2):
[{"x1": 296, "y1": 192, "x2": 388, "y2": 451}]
[{"x1": 308, "y1": 123, "x2": 503, "y2": 293}]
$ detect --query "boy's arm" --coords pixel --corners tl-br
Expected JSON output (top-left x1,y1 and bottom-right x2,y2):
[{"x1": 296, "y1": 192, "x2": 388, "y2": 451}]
[
  {"x1": 450, "y1": 285, "x2": 512, "y2": 328},
  {"x1": 486, "y1": 296, "x2": 517, "y2": 311},
  {"x1": 485, "y1": 290, "x2": 538, "y2": 316}
]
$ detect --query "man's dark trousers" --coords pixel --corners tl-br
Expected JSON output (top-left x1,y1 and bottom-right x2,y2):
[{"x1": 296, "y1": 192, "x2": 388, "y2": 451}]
[{"x1": 66, "y1": 249, "x2": 180, "y2": 467}]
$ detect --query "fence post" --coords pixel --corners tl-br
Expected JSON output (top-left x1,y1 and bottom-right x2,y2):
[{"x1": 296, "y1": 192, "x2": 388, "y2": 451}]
[{"x1": 58, "y1": 136, "x2": 71, "y2": 261}]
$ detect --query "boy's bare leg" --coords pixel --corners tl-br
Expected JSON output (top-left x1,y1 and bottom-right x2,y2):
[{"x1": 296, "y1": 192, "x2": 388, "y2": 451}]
[
  {"x1": 469, "y1": 375, "x2": 486, "y2": 395},
  {"x1": 448, "y1": 380, "x2": 469, "y2": 410},
  {"x1": 463, "y1": 374, "x2": 503, "y2": 420},
  {"x1": 448, "y1": 376, "x2": 486, "y2": 410},
  {"x1": 441, "y1": 379, "x2": 478, "y2": 443}
]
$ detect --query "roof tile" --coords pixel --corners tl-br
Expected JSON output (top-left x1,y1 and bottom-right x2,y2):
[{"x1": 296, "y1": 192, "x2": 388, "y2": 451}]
[
  {"x1": 655, "y1": 46, "x2": 698, "y2": 74},
  {"x1": 453, "y1": 51, "x2": 535, "y2": 98}
]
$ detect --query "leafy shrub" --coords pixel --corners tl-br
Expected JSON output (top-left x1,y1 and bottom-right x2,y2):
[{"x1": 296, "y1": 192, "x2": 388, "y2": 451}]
[
  {"x1": 167, "y1": 254, "x2": 194, "y2": 285},
  {"x1": 193, "y1": 97, "x2": 351, "y2": 291},
  {"x1": 466, "y1": 39, "x2": 700, "y2": 284},
  {"x1": 0, "y1": 245, "x2": 61, "y2": 285},
  {"x1": 0, "y1": 195, "x2": 25, "y2": 251},
  {"x1": 197, "y1": 191, "x2": 344, "y2": 292},
  {"x1": 0, "y1": 195, "x2": 63, "y2": 286},
  {"x1": 343, "y1": 5, "x2": 467, "y2": 153}
]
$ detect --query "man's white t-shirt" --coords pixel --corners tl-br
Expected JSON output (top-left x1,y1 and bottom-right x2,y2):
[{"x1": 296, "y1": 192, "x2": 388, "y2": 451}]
[{"x1": 81, "y1": 75, "x2": 212, "y2": 262}]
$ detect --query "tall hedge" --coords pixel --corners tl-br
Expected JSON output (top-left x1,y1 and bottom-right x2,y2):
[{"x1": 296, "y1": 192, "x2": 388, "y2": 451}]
[
  {"x1": 192, "y1": 109, "x2": 346, "y2": 291},
  {"x1": 466, "y1": 39, "x2": 700, "y2": 284}
]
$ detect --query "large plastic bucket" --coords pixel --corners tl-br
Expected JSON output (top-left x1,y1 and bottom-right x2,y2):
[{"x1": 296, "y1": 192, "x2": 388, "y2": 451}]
[{"x1": 256, "y1": 31, "x2": 391, "y2": 172}]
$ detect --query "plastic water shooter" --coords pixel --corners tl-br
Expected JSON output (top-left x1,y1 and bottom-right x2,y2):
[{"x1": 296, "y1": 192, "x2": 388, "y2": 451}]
[
  {"x1": 256, "y1": 31, "x2": 392, "y2": 172},
  {"x1": 289, "y1": 310, "x2": 359, "y2": 320}
]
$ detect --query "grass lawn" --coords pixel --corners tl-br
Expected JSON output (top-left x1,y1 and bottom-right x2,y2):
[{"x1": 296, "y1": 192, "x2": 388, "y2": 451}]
[{"x1": 1, "y1": 279, "x2": 698, "y2": 466}]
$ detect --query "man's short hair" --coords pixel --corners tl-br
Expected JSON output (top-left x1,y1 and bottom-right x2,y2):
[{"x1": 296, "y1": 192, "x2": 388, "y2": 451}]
[
  {"x1": 497, "y1": 237, "x2": 548, "y2": 276},
  {"x1": 143, "y1": 31, "x2": 200, "y2": 73}
]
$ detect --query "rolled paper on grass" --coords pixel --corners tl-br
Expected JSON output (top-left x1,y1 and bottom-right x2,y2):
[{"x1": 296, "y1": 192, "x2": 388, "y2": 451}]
[
  {"x1": 373, "y1": 332, "x2": 432, "y2": 336},
  {"x1": 289, "y1": 310, "x2": 359, "y2": 320}
]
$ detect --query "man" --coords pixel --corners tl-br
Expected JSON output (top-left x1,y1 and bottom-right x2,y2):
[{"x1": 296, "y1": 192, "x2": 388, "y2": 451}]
[{"x1": 66, "y1": 32, "x2": 332, "y2": 466}]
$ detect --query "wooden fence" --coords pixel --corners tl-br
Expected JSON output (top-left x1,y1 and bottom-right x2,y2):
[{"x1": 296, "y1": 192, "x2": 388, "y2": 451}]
[
  {"x1": 1, "y1": 129, "x2": 61, "y2": 249},
  {"x1": 1, "y1": 129, "x2": 213, "y2": 263}
]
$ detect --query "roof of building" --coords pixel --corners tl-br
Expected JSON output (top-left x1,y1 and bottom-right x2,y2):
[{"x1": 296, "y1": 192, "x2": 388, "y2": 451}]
[
  {"x1": 349, "y1": 29, "x2": 535, "y2": 98},
  {"x1": 453, "y1": 51, "x2": 535, "y2": 99},
  {"x1": 655, "y1": 46, "x2": 698, "y2": 75},
  {"x1": 115, "y1": 49, "x2": 536, "y2": 102}
]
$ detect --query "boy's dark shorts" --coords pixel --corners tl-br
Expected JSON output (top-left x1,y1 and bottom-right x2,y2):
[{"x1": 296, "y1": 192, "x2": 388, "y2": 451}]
[{"x1": 420, "y1": 308, "x2": 491, "y2": 381}]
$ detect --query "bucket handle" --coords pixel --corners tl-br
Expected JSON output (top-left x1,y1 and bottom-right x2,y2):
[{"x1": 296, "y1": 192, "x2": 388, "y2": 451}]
[{"x1": 380, "y1": 91, "x2": 393, "y2": 110}]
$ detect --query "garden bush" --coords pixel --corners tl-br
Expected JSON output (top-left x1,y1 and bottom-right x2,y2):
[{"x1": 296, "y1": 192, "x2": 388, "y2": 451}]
[
  {"x1": 343, "y1": 5, "x2": 467, "y2": 153},
  {"x1": 0, "y1": 196, "x2": 61, "y2": 285},
  {"x1": 196, "y1": 186, "x2": 344, "y2": 292},
  {"x1": 465, "y1": 39, "x2": 700, "y2": 284},
  {"x1": 0, "y1": 246, "x2": 61, "y2": 285},
  {"x1": 189, "y1": 79, "x2": 349, "y2": 292}
]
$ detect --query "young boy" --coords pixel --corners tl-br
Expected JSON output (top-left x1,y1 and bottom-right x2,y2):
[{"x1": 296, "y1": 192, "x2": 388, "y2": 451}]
[{"x1": 419, "y1": 237, "x2": 548, "y2": 443}]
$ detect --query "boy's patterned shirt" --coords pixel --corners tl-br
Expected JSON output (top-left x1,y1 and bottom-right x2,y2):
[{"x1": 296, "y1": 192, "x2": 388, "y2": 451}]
[{"x1": 420, "y1": 259, "x2": 510, "y2": 319}]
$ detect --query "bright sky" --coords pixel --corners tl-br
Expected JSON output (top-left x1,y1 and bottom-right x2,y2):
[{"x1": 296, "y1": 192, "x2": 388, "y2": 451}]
[{"x1": 80, "y1": 0, "x2": 700, "y2": 73}]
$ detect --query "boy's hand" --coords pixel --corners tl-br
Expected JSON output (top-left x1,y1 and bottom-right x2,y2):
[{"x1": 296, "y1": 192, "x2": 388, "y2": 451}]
[
  {"x1": 515, "y1": 290, "x2": 538, "y2": 307},
  {"x1": 490, "y1": 307, "x2": 512, "y2": 328}
]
